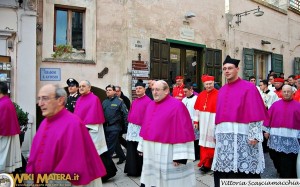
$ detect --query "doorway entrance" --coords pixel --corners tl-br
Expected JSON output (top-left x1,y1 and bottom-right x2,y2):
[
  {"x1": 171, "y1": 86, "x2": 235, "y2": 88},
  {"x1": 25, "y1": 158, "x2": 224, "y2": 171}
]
[
  {"x1": 170, "y1": 46, "x2": 201, "y2": 86},
  {"x1": 150, "y1": 38, "x2": 222, "y2": 91},
  {"x1": 254, "y1": 52, "x2": 271, "y2": 84}
]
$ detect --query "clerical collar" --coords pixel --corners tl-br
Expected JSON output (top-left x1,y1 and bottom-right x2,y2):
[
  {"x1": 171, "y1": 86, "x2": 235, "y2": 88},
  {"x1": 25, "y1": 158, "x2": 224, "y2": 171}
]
[
  {"x1": 187, "y1": 94, "x2": 195, "y2": 99},
  {"x1": 263, "y1": 90, "x2": 270, "y2": 94}
]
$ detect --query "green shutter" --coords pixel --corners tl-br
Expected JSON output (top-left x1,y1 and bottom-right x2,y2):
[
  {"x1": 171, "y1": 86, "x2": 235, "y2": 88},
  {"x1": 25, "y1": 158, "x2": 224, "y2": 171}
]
[
  {"x1": 243, "y1": 48, "x2": 254, "y2": 80},
  {"x1": 294, "y1": 57, "x2": 300, "y2": 75},
  {"x1": 205, "y1": 48, "x2": 222, "y2": 85},
  {"x1": 271, "y1": 53, "x2": 283, "y2": 75}
]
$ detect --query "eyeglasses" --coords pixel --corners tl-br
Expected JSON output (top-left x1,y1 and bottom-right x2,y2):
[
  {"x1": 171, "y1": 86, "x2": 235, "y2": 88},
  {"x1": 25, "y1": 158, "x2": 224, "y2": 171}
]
[{"x1": 37, "y1": 96, "x2": 58, "y2": 103}]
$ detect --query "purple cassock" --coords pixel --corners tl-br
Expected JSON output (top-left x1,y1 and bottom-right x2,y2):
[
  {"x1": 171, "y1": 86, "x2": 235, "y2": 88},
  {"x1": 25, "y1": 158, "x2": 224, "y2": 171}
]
[
  {"x1": 264, "y1": 99, "x2": 300, "y2": 130},
  {"x1": 0, "y1": 95, "x2": 20, "y2": 136},
  {"x1": 74, "y1": 92, "x2": 105, "y2": 125},
  {"x1": 127, "y1": 95, "x2": 152, "y2": 126},
  {"x1": 215, "y1": 78, "x2": 268, "y2": 124},
  {"x1": 140, "y1": 95, "x2": 195, "y2": 144},
  {"x1": 26, "y1": 109, "x2": 106, "y2": 185}
]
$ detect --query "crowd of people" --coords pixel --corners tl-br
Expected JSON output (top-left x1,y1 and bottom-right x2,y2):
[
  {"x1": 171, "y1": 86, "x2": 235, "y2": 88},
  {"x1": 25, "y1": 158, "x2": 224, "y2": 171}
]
[{"x1": 1, "y1": 55, "x2": 300, "y2": 187}]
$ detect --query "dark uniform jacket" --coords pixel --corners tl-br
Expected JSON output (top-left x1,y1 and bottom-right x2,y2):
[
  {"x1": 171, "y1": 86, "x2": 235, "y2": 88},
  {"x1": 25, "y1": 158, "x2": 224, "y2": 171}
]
[
  {"x1": 102, "y1": 96, "x2": 128, "y2": 128},
  {"x1": 120, "y1": 92, "x2": 131, "y2": 110},
  {"x1": 145, "y1": 87, "x2": 154, "y2": 100},
  {"x1": 65, "y1": 93, "x2": 80, "y2": 113}
]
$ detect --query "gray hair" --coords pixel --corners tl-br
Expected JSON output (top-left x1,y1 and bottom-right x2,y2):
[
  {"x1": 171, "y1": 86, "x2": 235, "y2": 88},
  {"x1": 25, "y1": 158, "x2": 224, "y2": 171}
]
[
  {"x1": 83, "y1": 80, "x2": 91, "y2": 87},
  {"x1": 54, "y1": 84, "x2": 67, "y2": 105},
  {"x1": 115, "y1": 86, "x2": 121, "y2": 90}
]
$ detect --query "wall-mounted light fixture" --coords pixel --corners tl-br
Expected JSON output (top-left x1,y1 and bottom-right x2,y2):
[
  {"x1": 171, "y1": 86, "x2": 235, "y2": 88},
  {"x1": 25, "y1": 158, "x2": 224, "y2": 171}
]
[
  {"x1": 261, "y1": 40, "x2": 271, "y2": 45},
  {"x1": 235, "y1": 6, "x2": 264, "y2": 25},
  {"x1": 183, "y1": 11, "x2": 196, "y2": 24}
]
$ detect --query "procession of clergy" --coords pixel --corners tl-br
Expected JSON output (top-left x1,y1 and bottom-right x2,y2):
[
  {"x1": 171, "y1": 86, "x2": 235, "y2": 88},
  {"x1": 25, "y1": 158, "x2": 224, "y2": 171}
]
[{"x1": 1, "y1": 55, "x2": 300, "y2": 187}]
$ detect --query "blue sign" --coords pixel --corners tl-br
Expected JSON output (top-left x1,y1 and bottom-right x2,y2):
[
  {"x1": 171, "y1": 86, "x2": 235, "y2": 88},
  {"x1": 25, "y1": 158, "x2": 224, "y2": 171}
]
[{"x1": 40, "y1": 68, "x2": 61, "y2": 81}]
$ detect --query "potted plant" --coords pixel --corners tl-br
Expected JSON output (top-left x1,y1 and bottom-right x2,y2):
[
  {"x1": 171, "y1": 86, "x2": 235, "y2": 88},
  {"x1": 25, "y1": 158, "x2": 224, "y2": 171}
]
[
  {"x1": 51, "y1": 44, "x2": 73, "y2": 59},
  {"x1": 13, "y1": 102, "x2": 29, "y2": 145}
]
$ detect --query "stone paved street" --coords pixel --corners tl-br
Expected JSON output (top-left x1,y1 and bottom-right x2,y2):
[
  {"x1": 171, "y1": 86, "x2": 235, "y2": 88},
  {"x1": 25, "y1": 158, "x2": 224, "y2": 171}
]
[{"x1": 103, "y1": 153, "x2": 277, "y2": 187}]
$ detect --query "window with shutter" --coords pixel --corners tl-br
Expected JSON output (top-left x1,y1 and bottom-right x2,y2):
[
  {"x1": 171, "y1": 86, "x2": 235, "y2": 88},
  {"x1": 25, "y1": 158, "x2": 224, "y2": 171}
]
[
  {"x1": 271, "y1": 53, "x2": 283, "y2": 75},
  {"x1": 243, "y1": 48, "x2": 255, "y2": 80},
  {"x1": 294, "y1": 57, "x2": 300, "y2": 75},
  {"x1": 150, "y1": 38, "x2": 170, "y2": 83},
  {"x1": 205, "y1": 48, "x2": 222, "y2": 85}
]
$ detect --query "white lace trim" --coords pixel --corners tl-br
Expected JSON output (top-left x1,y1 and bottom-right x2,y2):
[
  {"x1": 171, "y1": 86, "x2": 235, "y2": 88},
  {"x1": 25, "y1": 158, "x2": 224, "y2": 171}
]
[
  {"x1": 268, "y1": 128, "x2": 300, "y2": 154},
  {"x1": 126, "y1": 123, "x2": 142, "y2": 142},
  {"x1": 215, "y1": 122, "x2": 263, "y2": 141},
  {"x1": 248, "y1": 122, "x2": 263, "y2": 142},
  {"x1": 212, "y1": 122, "x2": 265, "y2": 174}
]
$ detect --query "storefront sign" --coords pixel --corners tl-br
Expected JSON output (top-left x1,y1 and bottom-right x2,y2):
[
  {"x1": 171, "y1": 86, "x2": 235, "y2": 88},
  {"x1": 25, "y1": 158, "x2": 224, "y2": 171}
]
[{"x1": 40, "y1": 68, "x2": 61, "y2": 81}]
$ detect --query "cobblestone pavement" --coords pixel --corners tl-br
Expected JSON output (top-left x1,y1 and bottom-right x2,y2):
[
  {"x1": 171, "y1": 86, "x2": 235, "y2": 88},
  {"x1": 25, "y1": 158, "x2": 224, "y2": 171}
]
[{"x1": 103, "y1": 153, "x2": 277, "y2": 187}]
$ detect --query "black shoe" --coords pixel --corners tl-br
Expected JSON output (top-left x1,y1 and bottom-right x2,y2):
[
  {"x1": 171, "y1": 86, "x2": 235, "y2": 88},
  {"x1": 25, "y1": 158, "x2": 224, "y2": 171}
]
[
  {"x1": 199, "y1": 166, "x2": 210, "y2": 173},
  {"x1": 117, "y1": 159, "x2": 125, "y2": 165}
]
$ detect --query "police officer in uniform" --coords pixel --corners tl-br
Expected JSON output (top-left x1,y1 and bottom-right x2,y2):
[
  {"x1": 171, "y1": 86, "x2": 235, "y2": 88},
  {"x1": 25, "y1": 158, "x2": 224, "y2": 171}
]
[
  {"x1": 102, "y1": 84, "x2": 128, "y2": 164},
  {"x1": 65, "y1": 78, "x2": 80, "y2": 113}
]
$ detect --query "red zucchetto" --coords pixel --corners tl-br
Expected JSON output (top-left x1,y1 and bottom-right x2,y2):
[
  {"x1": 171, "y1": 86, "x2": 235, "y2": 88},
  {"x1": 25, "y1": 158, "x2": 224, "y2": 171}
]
[
  {"x1": 274, "y1": 78, "x2": 284, "y2": 83},
  {"x1": 201, "y1": 75, "x2": 214, "y2": 83},
  {"x1": 176, "y1": 75, "x2": 183, "y2": 80}
]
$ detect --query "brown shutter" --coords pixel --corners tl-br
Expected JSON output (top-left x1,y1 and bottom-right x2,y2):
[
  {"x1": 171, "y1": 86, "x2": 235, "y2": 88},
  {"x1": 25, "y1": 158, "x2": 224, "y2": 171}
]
[{"x1": 150, "y1": 38, "x2": 170, "y2": 82}]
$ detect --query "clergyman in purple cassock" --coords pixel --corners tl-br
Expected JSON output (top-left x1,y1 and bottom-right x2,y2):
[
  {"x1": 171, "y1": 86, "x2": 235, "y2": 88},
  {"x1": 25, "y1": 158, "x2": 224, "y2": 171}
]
[
  {"x1": 212, "y1": 55, "x2": 268, "y2": 187},
  {"x1": 74, "y1": 80, "x2": 117, "y2": 182},
  {"x1": 263, "y1": 85, "x2": 300, "y2": 178},
  {"x1": 0, "y1": 82, "x2": 22, "y2": 173},
  {"x1": 26, "y1": 84, "x2": 106, "y2": 186},
  {"x1": 124, "y1": 80, "x2": 152, "y2": 176},
  {"x1": 138, "y1": 80, "x2": 196, "y2": 187}
]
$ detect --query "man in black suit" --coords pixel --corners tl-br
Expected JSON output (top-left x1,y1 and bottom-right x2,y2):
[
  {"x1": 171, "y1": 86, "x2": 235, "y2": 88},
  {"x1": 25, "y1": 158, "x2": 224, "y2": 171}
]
[{"x1": 65, "y1": 78, "x2": 80, "y2": 113}]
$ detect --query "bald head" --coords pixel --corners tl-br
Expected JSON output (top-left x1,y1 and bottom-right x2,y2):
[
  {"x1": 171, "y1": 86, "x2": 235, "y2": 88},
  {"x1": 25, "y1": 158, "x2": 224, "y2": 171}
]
[
  {"x1": 152, "y1": 80, "x2": 169, "y2": 102},
  {"x1": 282, "y1": 85, "x2": 293, "y2": 101}
]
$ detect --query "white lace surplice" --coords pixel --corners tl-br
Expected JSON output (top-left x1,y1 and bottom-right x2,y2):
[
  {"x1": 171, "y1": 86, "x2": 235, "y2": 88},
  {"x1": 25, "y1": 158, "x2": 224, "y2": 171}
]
[
  {"x1": 126, "y1": 123, "x2": 142, "y2": 142},
  {"x1": 266, "y1": 128, "x2": 300, "y2": 154},
  {"x1": 212, "y1": 121, "x2": 265, "y2": 174}
]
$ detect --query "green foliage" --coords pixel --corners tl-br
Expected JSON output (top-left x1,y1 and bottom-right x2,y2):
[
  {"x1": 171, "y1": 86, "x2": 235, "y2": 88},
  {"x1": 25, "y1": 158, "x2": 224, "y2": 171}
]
[
  {"x1": 51, "y1": 44, "x2": 73, "y2": 58},
  {"x1": 13, "y1": 102, "x2": 29, "y2": 126}
]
